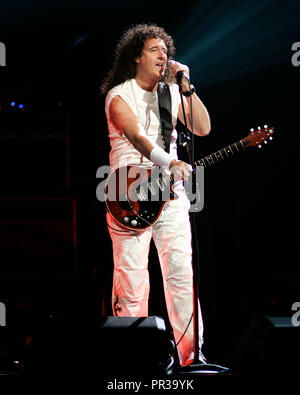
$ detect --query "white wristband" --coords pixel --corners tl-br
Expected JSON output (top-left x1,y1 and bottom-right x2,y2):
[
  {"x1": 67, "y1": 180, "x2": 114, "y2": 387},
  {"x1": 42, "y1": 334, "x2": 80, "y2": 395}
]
[{"x1": 150, "y1": 146, "x2": 173, "y2": 168}]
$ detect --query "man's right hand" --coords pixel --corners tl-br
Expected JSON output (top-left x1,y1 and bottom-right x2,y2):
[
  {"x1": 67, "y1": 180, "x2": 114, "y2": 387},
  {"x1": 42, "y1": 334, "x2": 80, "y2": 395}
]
[{"x1": 169, "y1": 159, "x2": 193, "y2": 181}]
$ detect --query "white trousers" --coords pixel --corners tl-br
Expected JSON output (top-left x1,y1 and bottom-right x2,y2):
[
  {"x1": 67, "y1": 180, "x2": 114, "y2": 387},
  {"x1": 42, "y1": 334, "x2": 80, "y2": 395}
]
[{"x1": 107, "y1": 191, "x2": 204, "y2": 366}]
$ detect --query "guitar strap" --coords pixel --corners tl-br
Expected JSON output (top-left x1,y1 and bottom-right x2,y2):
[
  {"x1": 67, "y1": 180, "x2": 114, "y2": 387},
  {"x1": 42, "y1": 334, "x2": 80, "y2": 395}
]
[{"x1": 157, "y1": 82, "x2": 173, "y2": 153}]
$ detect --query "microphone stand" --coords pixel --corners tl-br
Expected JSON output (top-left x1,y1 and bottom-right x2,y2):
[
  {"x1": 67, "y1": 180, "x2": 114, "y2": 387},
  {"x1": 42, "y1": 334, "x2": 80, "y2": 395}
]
[{"x1": 176, "y1": 75, "x2": 229, "y2": 375}]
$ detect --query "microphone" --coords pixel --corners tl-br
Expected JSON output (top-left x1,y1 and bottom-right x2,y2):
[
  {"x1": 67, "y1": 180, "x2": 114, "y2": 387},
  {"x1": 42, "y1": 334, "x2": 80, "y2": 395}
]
[
  {"x1": 167, "y1": 61, "x2": 190, "y2": 84},
  {"x1": 176, "y1": 70, "x2": 190, "y2": 84}
]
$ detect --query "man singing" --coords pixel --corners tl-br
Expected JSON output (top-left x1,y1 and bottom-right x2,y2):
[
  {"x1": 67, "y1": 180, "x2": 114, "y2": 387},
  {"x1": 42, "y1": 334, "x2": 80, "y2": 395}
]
[{"x1": 101, "y1": 23, "x2": 210, "y2": 367}]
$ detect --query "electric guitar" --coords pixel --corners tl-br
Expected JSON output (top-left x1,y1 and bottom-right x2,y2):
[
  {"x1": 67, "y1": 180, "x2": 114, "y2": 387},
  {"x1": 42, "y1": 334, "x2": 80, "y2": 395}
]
[{"x1": 105, "y1": 126, "x2": 274, "y2": 231}]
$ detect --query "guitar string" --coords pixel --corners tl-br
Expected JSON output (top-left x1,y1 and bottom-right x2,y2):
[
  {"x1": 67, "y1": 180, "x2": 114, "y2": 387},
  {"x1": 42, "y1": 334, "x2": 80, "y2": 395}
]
[{"x1": 194, "y1": 140, "x2": 244, "y2": 167}]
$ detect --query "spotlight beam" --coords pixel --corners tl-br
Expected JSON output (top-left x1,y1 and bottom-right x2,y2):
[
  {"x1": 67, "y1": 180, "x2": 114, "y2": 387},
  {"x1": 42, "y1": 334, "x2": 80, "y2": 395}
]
[{"x1": 174, "y1": 0, "x2": 300, "y2": 86}]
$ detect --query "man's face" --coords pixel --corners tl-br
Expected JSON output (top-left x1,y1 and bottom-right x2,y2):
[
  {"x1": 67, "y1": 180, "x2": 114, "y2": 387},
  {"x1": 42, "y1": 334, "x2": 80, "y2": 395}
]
[{"x1": 135, "y1": 37, "x2": 168, "y2": 81}]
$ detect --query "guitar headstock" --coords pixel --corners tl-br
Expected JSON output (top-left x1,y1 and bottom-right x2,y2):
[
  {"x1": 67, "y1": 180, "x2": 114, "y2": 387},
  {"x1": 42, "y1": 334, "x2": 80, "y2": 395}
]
[{"x1": 242, "y1": 125, "x2": 274, "y2": 148}]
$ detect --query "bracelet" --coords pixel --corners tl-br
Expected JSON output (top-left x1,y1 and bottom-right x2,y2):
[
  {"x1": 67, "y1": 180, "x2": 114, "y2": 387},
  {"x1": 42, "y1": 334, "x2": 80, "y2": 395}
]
[
  {"x1": 182, "y1": 85, "x2": 196, "y2": 97},
  {"x1": 150, "y1": 146, "x2": 173, "y2": 168}
]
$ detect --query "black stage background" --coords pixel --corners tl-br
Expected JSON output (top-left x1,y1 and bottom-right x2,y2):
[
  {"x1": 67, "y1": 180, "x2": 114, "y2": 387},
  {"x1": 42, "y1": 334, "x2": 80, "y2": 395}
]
[{"x1": 0, "y1": 0, "x2": 299, "y2": 380}]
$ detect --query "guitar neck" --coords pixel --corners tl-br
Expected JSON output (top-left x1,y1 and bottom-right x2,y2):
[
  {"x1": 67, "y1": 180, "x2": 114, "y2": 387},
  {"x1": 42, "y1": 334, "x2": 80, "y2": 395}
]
[{"x1": 194, "y1": 139, "x2": 246, "y2": 168}]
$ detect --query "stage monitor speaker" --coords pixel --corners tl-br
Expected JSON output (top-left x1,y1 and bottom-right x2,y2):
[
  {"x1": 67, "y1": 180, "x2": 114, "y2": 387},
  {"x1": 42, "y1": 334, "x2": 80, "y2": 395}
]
[
  {"x1": 230, "y1": 315, "x2": 300, "y2": 375},
  {"x1": 23, "y1": 316, "x2": 173, "y2": 376}
]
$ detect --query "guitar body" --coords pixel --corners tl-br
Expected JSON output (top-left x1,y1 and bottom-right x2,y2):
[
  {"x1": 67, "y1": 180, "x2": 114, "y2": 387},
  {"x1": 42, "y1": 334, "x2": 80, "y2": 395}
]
[{"x1": 105, "y1": 165, "x2": 176, "y2": 231}]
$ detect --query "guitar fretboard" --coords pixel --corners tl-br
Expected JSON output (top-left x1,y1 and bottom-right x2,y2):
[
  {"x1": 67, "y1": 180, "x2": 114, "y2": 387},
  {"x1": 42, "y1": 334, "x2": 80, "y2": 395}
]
[{"x1": 194, "y1": 140, "x2": 245, "y2": 168}]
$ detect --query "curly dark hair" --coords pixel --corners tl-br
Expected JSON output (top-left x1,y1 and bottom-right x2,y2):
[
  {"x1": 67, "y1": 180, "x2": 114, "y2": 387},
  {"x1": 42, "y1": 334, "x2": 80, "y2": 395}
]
[{"x1": 100, "y1": 23, "x2": 175, "y2": 95}]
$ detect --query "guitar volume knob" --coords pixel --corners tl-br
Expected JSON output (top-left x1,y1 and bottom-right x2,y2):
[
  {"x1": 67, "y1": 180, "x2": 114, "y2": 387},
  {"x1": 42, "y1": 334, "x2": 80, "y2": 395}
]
[
  {"x1": 123, "y1": 216, "x2": 130, "y2": 224},
  {"x1": 131, "y1": 219, "x2": 138, "y2": 227}
]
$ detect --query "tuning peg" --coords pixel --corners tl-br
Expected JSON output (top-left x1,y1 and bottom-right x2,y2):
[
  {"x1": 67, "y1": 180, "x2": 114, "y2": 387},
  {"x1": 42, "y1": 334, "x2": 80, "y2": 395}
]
[
  {"x1": 258, "y1": 126, "x2": 261, "y2": 130},
  {"x1": 264, "y1": 140, "x2": 267, "y2": 144},
  {"x1": 258, "y1": 144, "x2": 262, "y2": 148},
  {"x1": 264, "y1": 124, "x2": 268, "y2": 128},
  {"x1": 269, "y1": 136, "x2": 273, "y2": 140},
  {"x1": 250, "y1": 128, "x2": 254, "y2": 132}
]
